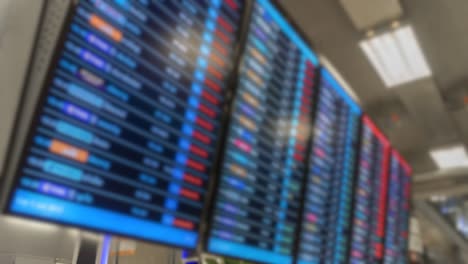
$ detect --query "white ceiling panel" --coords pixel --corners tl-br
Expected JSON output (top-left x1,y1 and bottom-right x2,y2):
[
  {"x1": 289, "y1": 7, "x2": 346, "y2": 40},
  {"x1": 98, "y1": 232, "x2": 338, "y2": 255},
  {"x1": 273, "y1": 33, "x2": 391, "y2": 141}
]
[
  {"x1": 340, "y1": 0, "x2": 403, "y2": 30},
  {"x1": 395, "y1": 78, "x2": 459, "y2": 146}
]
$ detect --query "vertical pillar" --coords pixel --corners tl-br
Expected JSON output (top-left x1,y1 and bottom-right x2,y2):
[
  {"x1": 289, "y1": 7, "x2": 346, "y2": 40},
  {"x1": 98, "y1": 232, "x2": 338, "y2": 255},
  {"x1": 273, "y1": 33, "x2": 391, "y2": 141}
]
[{"x1": 71, "y1": 232, "x2": 101, "y2": 264}]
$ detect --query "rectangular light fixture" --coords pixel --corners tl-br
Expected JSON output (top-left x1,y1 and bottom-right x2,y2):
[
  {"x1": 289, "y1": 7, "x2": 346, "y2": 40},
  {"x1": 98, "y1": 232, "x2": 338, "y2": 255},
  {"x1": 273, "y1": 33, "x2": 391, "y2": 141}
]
[
  {"x1": 430, "y1": 145, "x2": 468, "y2": 169},
  {"x1": 360, "y1": 25, "x2": 431, "y2": 88}
]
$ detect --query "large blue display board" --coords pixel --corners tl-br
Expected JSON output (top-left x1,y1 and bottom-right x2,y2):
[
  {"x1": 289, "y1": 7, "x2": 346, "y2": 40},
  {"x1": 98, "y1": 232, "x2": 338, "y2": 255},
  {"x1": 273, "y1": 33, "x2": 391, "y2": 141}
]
[
  {"x1": 297, "y1": 69, "x2": 361, "y2": 264},
  {"x1": 206, "y1": 0, "x2": 319, "y2": 263},
  {"x1": 5, "y1": 0, "x2": 244, "y2": 249}
]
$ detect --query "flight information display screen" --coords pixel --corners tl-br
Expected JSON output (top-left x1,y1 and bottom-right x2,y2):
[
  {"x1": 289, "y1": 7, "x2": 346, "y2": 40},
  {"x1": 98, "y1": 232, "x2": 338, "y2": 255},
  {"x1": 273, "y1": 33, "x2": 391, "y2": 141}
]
[
  {"x1": 349, "y1": 116, "x2": 390, "y2": 264},
  {"x1": 5, "y1": 0, "x2": 244, "y2": 248},
  {"x1": 206, "y1": 0, "x2": 319, "y2": 263},
  {"x1": 384, "y1": 151, "x2": 411, "y2": 264},
  {"x1": 297, "y1": 69, "x2": 361, "y2": 264}
]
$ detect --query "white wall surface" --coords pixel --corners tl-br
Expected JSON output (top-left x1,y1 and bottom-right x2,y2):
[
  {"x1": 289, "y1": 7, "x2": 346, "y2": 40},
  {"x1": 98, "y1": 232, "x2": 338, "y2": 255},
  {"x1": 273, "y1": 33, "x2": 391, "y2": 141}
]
[
  {"x1": 14, "y1": 256, "x2": 55, "y2": 264},
  {"x1": 0, "y1": 0, "x2": 44, "y2": 176},
  {"x1": 0, "y1": 216, "x2": 79, "y2": 262}
]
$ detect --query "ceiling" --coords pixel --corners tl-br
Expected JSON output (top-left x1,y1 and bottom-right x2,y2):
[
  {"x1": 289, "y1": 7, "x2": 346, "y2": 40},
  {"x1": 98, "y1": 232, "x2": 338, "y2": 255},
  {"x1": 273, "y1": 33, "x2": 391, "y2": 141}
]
[{"x1": 279, "y1": 0, "x2": 468, "y2": 175}]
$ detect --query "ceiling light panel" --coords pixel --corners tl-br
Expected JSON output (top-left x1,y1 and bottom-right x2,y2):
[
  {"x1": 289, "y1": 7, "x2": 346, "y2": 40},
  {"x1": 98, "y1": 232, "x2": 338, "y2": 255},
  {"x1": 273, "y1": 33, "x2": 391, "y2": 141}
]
[
  {"x1": 360, "y1": 25, "x2": 431, "y2": 88},
  {"x1": 430, "y1": 145, "x2": 468, "y2": 169}
]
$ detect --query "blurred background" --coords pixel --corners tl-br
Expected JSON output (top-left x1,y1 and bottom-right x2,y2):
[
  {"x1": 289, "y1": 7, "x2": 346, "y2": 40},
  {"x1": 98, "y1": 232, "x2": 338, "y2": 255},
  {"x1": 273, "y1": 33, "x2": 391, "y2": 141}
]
[{"x1": 2, "y1": 0, "x2": 468, "y2": 263}]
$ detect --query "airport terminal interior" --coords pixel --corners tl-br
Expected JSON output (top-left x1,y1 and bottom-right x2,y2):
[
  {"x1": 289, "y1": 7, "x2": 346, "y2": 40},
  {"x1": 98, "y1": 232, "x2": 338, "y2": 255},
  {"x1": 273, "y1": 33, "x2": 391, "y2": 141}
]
[{"x1": 1, "y1": 0, "x2": 468, "y2": 263}]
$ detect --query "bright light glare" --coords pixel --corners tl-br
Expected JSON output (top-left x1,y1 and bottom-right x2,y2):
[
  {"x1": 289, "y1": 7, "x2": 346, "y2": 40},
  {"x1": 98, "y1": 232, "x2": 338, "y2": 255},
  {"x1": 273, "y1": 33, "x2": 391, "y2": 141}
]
[
  {"x1": 430, "y1": 145, "x2": 468, "y2": 169},
  {"x1": 360, "y1": 25, "x2": 431, "y2": 88}
]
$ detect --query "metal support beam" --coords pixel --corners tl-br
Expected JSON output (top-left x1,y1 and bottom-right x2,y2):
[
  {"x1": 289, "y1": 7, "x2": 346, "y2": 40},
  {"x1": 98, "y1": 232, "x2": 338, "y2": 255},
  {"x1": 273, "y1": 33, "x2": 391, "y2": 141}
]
[
  {"x1": 413, "y1": 168, "x2": 468, "y2": 199},
  {"x1": 415, "y1": 167, "x2": 468, "y2": 183}
]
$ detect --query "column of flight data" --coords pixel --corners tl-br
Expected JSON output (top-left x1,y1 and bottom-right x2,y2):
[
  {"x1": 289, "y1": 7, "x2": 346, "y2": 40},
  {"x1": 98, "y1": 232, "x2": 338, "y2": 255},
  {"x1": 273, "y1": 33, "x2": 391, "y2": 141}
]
[
  {"x1": 349, "y1": 116, "x2": 390, "y2": 264},
  {"x1": 207, "y1": 0, "x2": 318, "y2": 263},
  {"x1": 8, "y1": 0, "x2": 244, "y2": 248},
  {"x1": 384, "y1": 151, "x2": 406, "y2": 264},
  {"x1": 297, "y1": 69, "x2": 361, "y2": 264}
]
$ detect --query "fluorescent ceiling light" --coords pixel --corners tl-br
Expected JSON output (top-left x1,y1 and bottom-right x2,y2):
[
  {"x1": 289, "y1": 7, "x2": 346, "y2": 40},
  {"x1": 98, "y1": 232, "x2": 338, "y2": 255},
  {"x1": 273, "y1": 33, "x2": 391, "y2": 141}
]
[
  {"x1": 360, "y1": 25, "x2": 431, "y2": 88},
  {"x1": 430, "y1": 145, "x2": 468, "y2": 169}
]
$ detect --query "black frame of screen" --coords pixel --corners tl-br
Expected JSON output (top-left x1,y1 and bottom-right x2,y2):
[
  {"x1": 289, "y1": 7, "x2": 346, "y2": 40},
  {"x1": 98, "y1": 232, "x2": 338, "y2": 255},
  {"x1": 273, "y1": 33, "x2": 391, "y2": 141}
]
[
  {"x1": 0, "y1": 0, "x2": 249, "y2": 251},
  {"x1": 202, "y1": 0, "x2": 323, "y2": 263}
]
